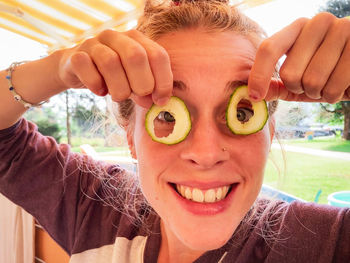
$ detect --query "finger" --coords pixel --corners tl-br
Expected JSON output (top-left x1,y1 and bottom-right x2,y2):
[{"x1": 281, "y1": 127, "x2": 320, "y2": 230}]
[
  {"x1": 125, "y1": 30, "x2": 173, "y2": 106},
  {"x1": 99, "y1": 30, "x2": 155, "y2": 98},
  {"x1": 131, "y1": 94, "x2": 153, "y2": 109},
  {"x1": 302, "y1": 16, "x2": 348, "y2": 100},
  {"x1": 248, "y1": 17, "x2": 309, "y2": 101},
  {"x1": 70, "y1": 51, "x2": 107, "y2": 96},
  {"x1": 322, "y1": 40, "x2": 350, "y2": 104},
  {"x1": 266, "y1": 78, "x2": 326, "y2": 102},
  {"x1": 280, "y1": 12, "x2": 335, "y2": 96},
  {"x1": 265, "y1": 78, "x2": 287, "y2": 101},
  {"x1": 89, "y1": 44, "x2": 132, "y2": 102}
]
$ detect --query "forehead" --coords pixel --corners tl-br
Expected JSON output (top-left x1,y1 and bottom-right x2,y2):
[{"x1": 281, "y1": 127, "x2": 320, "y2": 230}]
[
  {"x1": 156, "y1": 29, "x2": 256, "y2": 66},
  {"x1": 156, "y1": 29, "x2": 256, "y2": 96}
]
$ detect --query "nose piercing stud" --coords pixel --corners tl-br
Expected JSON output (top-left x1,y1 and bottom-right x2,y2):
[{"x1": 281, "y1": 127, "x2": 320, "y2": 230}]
[{"x1": 222, "y1": 147, "x2": 227, "y2": 152}]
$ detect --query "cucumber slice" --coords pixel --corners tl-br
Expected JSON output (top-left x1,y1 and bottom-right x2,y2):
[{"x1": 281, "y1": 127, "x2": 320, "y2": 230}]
[
  {"x1": 226, "y1": 85, "x2": 268, "y2": 135},
  {"x1": 145, "y1": 96, "x2": 191, "y2": 145}
]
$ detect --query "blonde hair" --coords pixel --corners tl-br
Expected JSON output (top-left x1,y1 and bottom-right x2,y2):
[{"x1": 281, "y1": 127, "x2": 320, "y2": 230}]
[{"x1": 139, "y1": 0, "x2": 265, "y2": 42}]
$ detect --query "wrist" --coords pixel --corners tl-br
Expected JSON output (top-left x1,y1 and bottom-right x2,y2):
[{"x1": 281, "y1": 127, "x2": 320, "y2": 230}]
[
  {"x1": 7, "y1": 53, "x2": 69, "y2": 106},
  {"x1": 6, "y1": 62, "x2": 49, "y2": 109},
  {"x1": 48, "y1": 49, "x2": 70, "y2": 93}
]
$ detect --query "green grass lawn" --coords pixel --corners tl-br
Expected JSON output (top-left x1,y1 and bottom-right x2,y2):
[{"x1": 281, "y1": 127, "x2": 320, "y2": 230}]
[
  {"x1": 264, "y1": 149, "x2": 350, "y2": 204},
  {"x1": 61, "y1": 136, "x2": 106, "y2": 147},
  {"x1": 282, "y1": 136, "x2": 350, "y2": 153}
]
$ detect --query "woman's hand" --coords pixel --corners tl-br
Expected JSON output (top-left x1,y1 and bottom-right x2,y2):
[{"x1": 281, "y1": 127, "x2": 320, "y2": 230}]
[
  {"x1": 248, "y1": 12, "x2": 350, "y2": 103},
  {"x1": 58, "y1": 29, "x2": 173, "y2": 108}
]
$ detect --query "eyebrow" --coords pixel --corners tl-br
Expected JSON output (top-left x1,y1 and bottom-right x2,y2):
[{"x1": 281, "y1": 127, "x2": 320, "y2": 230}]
[{"x1": 173, "y1": 80, "x2": 248, "y2": 93}]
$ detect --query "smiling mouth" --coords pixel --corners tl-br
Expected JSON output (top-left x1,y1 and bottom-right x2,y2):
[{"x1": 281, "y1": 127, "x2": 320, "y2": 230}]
[{"x1": 170, "y1": 183, "x2": 236, "y2": 203}]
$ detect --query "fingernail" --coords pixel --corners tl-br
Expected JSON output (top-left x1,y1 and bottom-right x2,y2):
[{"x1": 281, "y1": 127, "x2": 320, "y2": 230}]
[
  {"x1": 156, "y1": 97, "x2": 169, "y2": 106},
  {"x1": 249, "y1": 91, "x2": 260, "y2": 101}
]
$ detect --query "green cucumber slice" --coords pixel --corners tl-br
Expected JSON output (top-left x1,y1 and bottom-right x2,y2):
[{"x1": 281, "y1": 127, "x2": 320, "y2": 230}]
[
  {"x1": 145, "y1": 96, "x2": 191, "y2": 145},
  {"x1": 226, "y1": 85, "x2": 268, "y2": 135}
]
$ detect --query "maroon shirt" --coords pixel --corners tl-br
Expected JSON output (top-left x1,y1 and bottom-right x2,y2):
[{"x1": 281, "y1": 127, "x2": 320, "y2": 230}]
[{"x1": 0, "y1": 119, "x2": 349, "y2": 262}]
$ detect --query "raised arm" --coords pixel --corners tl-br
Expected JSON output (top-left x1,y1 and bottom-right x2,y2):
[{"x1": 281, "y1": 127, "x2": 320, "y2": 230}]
[
  {"x1": 0, "y1": 29, "x2": 173, "y2": 253},
  {"x1": 0, "y1": 29, "x2": 173, "y2": 130},
  {"x1": 248, "y1": 12, "x2": 350, "y2": 103}
]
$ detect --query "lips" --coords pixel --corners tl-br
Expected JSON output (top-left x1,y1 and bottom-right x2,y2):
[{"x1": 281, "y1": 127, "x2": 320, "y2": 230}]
[
  {"x1": 169, "y1": 182, "x2": 239, "y2": 215},
  {"x1": 175, "y1": 184, "x2": 231, "y2": 203}
]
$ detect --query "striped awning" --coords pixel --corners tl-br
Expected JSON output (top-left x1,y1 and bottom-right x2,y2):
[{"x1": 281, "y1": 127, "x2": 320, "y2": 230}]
[{"x1": 0, "y1": 0, "x2": 276, "y2": 52}]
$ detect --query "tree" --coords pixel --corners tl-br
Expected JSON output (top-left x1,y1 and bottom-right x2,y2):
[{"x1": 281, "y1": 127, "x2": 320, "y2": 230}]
[
  {"x1": 58, "y1": 89, "x2": 100, "y2": 145},
  {"x1": 58, "y1": 89, "x2": 119, "y2": 146},
  {"x1": 316, "y1": 103, "x2": 343, "y2": 125},
  {"x1": 36, "y1": 119, "x2": 62, "y2": 142},
  {"x1": 320, "y1": 0, "x2": 350, "y2": 17},
  {"x1": 24, "y1": 107, "x2": 63, "y2": 142},
  {"x1": 275, "y1": 101, "x2": 310, "y2": 127},
  {"x1": 31, "y1": 88, "x2": 121, "y2": 146},
  {"x1": 319, "y1": 0, "x2": 350, "y2": 140},
  {"x1": 73, "y1": 105, "x2": 94, "y2": 133}
]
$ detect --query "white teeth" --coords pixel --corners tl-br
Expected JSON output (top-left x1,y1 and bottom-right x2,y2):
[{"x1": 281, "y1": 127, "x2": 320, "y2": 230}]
[
  {"x1": 216, "y1": 187, "x2": 223, "y2": 200},
  {"x1": 223, "y1": 186, "x2": 229, "y2": 197},
  {"x1": 175, "y1": 184, "x2": 231, "y2": 203},
  {"x1": 204, "y1": 189, "x2": 216, "y2": 203},
  {"x1": 192, "y1": 188, "x2": 204, "y2": 202},
  {"x1": 185, "y1": 187, "x2": 192, "y2": 200},
  {"x1": 180, "y1": 185, "x2": 185, "y2": 197}
]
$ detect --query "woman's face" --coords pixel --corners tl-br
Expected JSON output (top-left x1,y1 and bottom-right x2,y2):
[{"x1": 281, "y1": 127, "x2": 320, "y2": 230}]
[{"x1": 130, "y1": 29, "x2": 274, "y2": 253}]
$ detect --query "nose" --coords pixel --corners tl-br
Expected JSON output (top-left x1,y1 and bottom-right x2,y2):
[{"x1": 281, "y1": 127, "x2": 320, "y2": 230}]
[{"x1": 180, "y1": 116, "x2": 229, "y2": 169}]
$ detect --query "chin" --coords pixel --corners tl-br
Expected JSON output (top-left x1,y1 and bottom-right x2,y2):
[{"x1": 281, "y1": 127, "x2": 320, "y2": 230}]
[
  {"x1": 153, "y1": 180, "x2": 257, "y2": 253},
  {"x1": 180, "y1": 230, "x2": 234, "y2": 252},
  {"x1": 166, "y1": 213, "x2": 243, "y2": 252}
]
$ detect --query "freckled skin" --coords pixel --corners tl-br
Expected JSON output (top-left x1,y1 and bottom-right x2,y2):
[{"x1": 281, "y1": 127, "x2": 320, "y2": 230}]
[{"x1": 129, "y1": 29, "x2": 274, "y2": 262}]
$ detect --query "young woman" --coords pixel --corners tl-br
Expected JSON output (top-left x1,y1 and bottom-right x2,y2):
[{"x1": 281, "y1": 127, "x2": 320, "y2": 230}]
[{"x1": 0, "y1": 0, "x2": 349, "y2": 262}]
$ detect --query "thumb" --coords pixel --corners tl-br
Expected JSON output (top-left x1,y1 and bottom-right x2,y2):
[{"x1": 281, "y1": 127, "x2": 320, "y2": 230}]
[{"x1": 248, "y1": 18, "x2": 308, "y2": 102}]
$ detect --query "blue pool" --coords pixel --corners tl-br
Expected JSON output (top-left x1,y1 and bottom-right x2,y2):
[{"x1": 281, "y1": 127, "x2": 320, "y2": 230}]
[{"x1": 328, "y1": 191, "x2": 350, "y2": 208}]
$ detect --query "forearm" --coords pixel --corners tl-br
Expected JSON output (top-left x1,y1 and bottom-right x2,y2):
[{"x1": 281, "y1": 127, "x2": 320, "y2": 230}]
[{"x1": 0, "y1": 50, "x2": 66, "y2": 129}]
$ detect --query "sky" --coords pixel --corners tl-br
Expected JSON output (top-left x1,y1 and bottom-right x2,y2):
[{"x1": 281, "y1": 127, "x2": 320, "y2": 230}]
[
  {"x1": 0, "y1": 0, "x2": 328, "y2": 70},
  {"x1": 244, "y1": 0, "x2": 327, "y2": 35}
]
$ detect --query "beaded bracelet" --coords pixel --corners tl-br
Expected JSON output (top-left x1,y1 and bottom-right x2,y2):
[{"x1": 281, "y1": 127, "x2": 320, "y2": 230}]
[{"x1": 6, "y1": 61, "x2": 49, "y2": 109}]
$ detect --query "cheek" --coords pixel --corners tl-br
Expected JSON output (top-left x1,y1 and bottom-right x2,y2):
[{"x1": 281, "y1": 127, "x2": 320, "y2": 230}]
[
  {"x1": 132, "y1": 110, "x2": 176, "y2": 204},
  {"x1": 133, "y1": 106, "x2": 180, "y2": 167},
  {"x1": 238, "y1": 127, "x2": 271, "y2": 180},
  {"x1": 134, "y1": 124, "x2": 176, "y2": 173}
]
